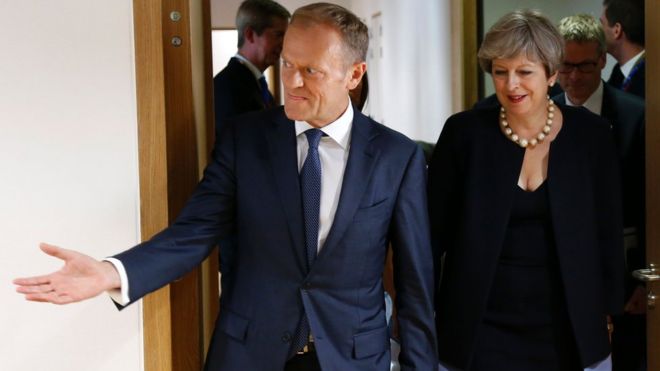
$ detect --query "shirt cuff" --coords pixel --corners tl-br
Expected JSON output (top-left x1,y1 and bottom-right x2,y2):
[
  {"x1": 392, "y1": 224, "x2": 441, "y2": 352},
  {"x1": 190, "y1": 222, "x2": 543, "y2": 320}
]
[{"x1": 103, "y1": 257, "x2": 130, "y2": 306}]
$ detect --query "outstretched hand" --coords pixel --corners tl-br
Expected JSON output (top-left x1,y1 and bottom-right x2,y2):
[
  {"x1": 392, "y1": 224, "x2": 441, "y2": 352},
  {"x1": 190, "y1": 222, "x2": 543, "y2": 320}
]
[{"x1": 13, "y1": 243, "x2": 121, "y2": 305}]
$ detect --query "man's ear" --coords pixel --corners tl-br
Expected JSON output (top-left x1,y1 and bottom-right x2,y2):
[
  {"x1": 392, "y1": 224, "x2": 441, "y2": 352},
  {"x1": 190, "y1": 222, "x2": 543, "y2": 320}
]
[
  {"x1": 612, "y1": 22, "x2": 623, "y2": 40},
  {"x1": 244, "y1": 26, "x2": 256, "y2": 44},
  {"x1": 347, "y1": 62, "x2": 367, "y2": 90}
]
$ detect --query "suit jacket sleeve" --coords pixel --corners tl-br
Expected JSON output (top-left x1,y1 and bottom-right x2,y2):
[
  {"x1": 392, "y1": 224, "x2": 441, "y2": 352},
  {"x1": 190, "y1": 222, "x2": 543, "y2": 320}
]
[
  {"x1": 113, "y1": 119, "x2": 238, "y2": 305},
  {"x1": 427, "y1": 117, "x2": 462, "y2": 289},
  {"x1": 390, "y1": 143, "x2": 438, "y2": 370}
]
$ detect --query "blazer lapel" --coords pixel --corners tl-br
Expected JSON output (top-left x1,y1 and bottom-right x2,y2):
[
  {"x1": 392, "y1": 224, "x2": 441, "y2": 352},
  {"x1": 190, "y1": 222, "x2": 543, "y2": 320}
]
[
  {"x1": 264, "y1": 111, "x2": 307, "y2": 271},
  {"x1": 317, "y1": 111, "x2": 379, "y2": 261},
  {"x1": 474, "y1": 113, "x2": 525, "y2": 266}
]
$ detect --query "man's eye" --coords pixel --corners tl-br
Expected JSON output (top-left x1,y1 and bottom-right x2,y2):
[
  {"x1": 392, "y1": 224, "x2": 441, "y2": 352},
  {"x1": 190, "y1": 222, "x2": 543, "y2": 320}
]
[{"x1": 306, "y1": 67, "x2": 317, "y2": 75}]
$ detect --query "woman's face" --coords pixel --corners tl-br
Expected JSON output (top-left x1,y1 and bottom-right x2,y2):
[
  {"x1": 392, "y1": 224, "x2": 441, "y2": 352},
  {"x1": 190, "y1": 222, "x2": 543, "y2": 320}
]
[{"x1": 491, "y1": 54, "x2": 556, "y2": 118}]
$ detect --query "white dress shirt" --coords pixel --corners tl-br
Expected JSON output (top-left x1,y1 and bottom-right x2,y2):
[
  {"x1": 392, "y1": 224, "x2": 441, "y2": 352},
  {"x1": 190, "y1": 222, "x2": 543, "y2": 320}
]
[
  {"x1": 233, "y1": 53, "x2": 263, "y2": 81},
  {"x1": 106, "y1": 98, "x2": 354, "y2": 305},
  {"x1": 295, "y1": 99, "x2": 353, "y2": 252},
  {"x1": 620, "y1": 50, "x2": 645, "y2": 78},
  {"x1": 564, "y1": 80, "x2": 604, "y2": 115}
]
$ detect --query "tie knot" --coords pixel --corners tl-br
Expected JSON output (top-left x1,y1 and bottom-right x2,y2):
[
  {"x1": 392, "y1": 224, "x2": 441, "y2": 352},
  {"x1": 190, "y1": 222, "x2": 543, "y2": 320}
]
[{"x1": 305, "y1": 129, "x2": 324, "y2": 150}]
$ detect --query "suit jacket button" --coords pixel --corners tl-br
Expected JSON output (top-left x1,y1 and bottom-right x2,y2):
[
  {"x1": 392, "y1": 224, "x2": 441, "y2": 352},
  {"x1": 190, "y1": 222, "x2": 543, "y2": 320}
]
[
  {"x1": 303, "y1": 282, "x2": 312, "y2": 289},
  {"x1": 281, "y1": 332, "x2": 292, "y2": 343}
]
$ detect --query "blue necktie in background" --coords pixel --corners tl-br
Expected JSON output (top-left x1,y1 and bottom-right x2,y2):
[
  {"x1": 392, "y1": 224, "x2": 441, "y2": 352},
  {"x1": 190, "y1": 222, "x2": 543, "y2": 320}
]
[
  {"x1": 290, "y1": 128, "x2": 323, "y2": 356},
  {"x1": 258, "y1": 76, "x2": 274, "y2": 106}
]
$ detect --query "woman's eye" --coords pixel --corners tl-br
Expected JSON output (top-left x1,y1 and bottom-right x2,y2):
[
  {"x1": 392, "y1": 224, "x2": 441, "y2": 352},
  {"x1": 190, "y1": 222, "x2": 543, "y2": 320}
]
[{"x1": 493, "y1": 70, "x2": 506, "y2": 76}]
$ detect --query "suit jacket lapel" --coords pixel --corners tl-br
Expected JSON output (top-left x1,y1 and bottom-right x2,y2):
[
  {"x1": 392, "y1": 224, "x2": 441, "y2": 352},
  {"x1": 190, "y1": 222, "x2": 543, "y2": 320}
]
[
  {"x1": 474, "y1": 112, "x2": 525, "y2": 267},
  {"x1": 317, "y1": 111, "x2": 379, "y2": 262},
  {"x1": 265, "y1": 111, "x2": 307, "y2": 271}
]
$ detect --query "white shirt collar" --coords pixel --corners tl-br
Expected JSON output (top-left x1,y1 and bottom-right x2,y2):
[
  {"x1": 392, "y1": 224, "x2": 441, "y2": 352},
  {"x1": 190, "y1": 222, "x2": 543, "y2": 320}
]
[
  {"x1": 620, "y1": 50, "x2": 645, "y2": 77},
  {"x1": 294, "y1": 99, "x2": 353, "y2": 150},
  {"x1": 233, "y1": 53, "x2": 263, "y2": 80},
  {"x1": 564, "y1": 80, "x2": 604, "y2": 115}
]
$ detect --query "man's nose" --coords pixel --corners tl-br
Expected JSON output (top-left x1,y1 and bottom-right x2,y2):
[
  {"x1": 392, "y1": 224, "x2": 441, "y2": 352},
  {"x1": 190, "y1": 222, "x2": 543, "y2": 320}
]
[{"x1": 284, "y1": 70, "x2": 303, "y2": 88}]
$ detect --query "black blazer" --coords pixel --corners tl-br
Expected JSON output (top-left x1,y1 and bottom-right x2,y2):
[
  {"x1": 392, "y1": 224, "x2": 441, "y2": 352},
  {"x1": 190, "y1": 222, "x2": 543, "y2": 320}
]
[
  {"x1": 428, "y1": 104, "x2": 625, "y2": 369},
  {"x1": 213, "y1": 57, "x2": 268, "y2": 137},
  {"x1": 554, "y1": 84, "x2": 646, "y2": 292}
]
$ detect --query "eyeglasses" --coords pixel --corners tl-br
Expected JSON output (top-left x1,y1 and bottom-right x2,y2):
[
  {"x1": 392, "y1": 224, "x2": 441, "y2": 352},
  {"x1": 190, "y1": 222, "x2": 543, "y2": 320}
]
[{"x1": 559, "y1": 61, "x2": 599, "y2": 73}]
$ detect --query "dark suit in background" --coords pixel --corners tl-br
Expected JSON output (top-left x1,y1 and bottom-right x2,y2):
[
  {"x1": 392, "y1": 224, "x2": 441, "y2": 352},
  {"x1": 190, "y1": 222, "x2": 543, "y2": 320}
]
[
  {"x1": 213, "y1": 56, "x2": 272, "y2": 293},
  {"x1": 114, "y1": 107, "x2": 437, "y2": 370},
  {"x1": 429, "y1": 104, "x2": 625, "y2": 369},
  {"x1": 607, "y1": 54, "x2": 645, "y2": 99},
  {"x1": 556, "y1": 82, "x2": 647, "y2": 371},
  {"x1": 213, "y1": 57, "x2": 270, "y2": 138}
]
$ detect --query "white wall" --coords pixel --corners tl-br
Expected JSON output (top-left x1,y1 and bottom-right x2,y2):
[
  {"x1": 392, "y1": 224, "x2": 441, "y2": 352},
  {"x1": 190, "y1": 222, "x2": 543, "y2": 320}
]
[
  {"x1": 481, "y1": 0, "x2": 616, "y2": 96},
  {"x1": 0, "y1": 1, "x2": 143, "y2": 370},
  {"x1": 351, "y1": 0, "x2": 453, "y2": 142}
]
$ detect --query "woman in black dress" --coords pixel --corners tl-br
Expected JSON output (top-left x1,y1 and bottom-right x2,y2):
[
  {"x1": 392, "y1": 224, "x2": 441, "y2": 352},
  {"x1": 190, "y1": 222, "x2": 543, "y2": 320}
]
[{"x1": 429, "y1": 10, "x2": 624, "y2": 371}]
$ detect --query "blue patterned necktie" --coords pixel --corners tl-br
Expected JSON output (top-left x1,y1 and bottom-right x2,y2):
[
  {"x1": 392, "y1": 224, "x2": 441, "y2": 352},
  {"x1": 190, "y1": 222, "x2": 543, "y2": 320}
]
[
  {"x1": 290, "y1": 128, "x2": 323, "y2": 356},
  {"x1": 258, "y1": 76, "x2": 274, "y2": 106}
]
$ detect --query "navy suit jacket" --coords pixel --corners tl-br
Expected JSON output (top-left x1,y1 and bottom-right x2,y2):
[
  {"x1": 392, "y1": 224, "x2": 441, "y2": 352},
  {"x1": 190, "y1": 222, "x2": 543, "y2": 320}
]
[
  {"x1": 554, "y1": 84, "x2": 646, "y2": 294},
  {"x1": 115, "y1": 106, "x2": 437, "y2": 370},
  {"x1": 428, "y1": 104, "x2": 625, "y2": 369},
  {"x1": 213, "y1": 57, "x2": 268, "y2": 136}
]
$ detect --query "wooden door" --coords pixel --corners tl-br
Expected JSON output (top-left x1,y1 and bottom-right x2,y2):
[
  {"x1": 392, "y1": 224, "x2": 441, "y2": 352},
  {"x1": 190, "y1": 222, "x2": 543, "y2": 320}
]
[
  {"x1": 132, "y1": 0, "x2": 218, "y2": 370},
  {"x1": 642, "y1": 1, "x2": 660, "y2": 369}
]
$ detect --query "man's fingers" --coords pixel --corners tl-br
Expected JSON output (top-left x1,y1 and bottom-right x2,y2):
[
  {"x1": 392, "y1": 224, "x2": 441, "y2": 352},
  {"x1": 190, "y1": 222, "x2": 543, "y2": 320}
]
[
  {"x1": 16, "y1": 283, "x2": 54, "y2": 294},
  {"x1": 25, "y1": 291, "x2": 75, "y2": 305},
  {"x1": 13, "y1": 275, "x2": 52, "y2": 286}
]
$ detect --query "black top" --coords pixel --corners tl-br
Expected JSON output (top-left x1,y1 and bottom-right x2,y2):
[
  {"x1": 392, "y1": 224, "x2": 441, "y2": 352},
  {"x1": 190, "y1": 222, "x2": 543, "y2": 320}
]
[{"x1": 484, "y1": 181, "x2": 566, "y2": 327}]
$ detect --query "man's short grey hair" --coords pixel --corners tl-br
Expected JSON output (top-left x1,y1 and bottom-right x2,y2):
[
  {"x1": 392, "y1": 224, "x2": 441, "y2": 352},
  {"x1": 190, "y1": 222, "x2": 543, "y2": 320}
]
[
  {"x1": 478, "y1": 9, "x2": 564, "y2": 77},
  {"x1": 236, "y1": 0, "x2": 290, "y2": 48},
  {"x1": 291, "y1": 2, "x2": 369, "y2": 65},
  {"x1": 558, "y1": 14, "x2": 606, "y2": 55}
]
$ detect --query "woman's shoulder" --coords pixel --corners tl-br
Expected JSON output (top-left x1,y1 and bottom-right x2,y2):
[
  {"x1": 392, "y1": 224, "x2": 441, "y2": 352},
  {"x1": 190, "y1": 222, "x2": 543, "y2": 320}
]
[
  {"x1": 444, "y1": 106, "x2": 500, "y2": 133},
  {"x1": 560, "y1": 104, "x2": 610, "y2": 133}
]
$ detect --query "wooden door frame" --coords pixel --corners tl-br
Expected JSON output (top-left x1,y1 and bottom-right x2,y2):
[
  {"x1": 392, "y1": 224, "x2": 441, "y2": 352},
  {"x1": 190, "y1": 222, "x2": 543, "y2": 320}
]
[
  {"x1": 450, "y1": 0, "x2": 479, "y2": 112},
  {"x1": 645, "y1": 1, "x2": 659, "y2": 369},
  {"x1": 132, "y1": 1, "x2": 218, "y2": 370}
]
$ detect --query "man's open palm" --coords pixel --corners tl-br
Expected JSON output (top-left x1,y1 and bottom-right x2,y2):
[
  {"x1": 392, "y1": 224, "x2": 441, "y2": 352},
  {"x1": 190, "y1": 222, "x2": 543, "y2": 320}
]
[{"x1": 14, "y1": 243, "x2": 120, "y2": 305}]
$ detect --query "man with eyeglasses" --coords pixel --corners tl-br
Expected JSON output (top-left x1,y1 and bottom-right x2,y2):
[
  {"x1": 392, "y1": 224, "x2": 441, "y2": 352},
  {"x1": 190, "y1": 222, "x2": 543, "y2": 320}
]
[{"x1": 555, "y1": 13, "x2": 647, "y2": 371}]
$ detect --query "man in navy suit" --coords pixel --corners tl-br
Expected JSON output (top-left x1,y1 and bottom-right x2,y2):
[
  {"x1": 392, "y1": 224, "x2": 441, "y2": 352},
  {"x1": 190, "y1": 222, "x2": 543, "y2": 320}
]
[
  {"x1": 213, "y1": 0, "x2": 290, "y2": 296},
  {"x1": 600, "y1": 0, "x2": 645, "y2": 98},
  {"x1": 555, "y1": 14, "x2": 646, "y2": 371},
  {"x1": 14, "y1": 3, "x2": 437, "y2": 370},
  {"x1": 214, "y1": 0, "x2": 289, "y2": 135}
]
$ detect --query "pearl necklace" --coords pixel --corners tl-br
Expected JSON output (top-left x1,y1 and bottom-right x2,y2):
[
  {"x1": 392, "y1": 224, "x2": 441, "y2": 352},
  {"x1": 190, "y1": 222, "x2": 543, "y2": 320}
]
[{"x1": 500, "y1": 96, "x2": 555, "y2": 148}]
